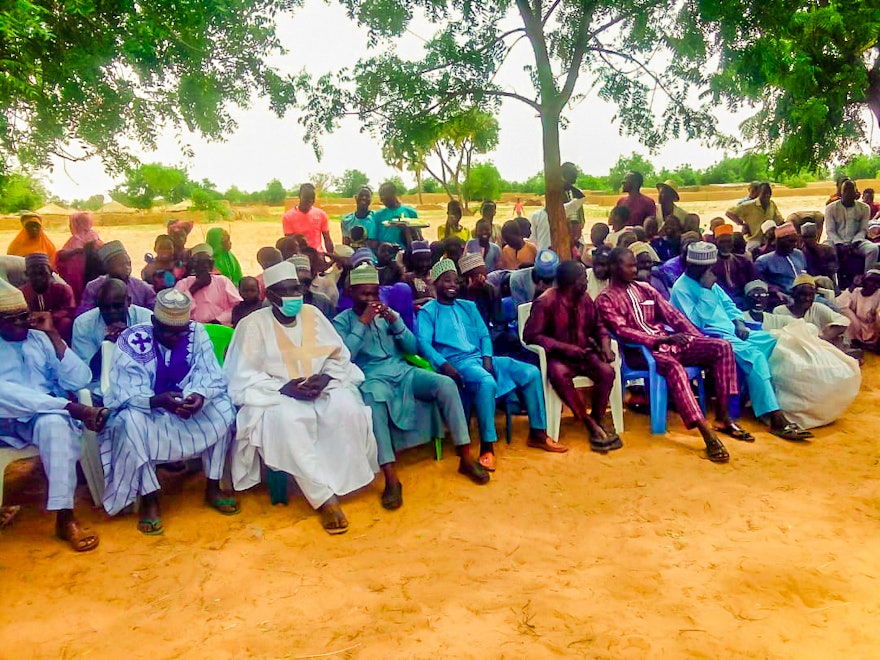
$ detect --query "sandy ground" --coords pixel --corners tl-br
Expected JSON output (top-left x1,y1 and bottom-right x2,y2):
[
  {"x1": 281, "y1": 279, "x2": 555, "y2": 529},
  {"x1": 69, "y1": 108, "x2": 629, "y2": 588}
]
[{"x1": 2, "y1": 192, "x2": 879, "y2": 658}]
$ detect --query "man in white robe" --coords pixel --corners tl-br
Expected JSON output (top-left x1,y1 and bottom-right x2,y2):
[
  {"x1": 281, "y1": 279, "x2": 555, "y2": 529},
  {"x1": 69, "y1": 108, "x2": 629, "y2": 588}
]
[
  {"x1": 101, "y1": 288, "x2": 238, "y2": 535},
  {"x1": 225, "y1": 261, "x2": 377, "y2": 535},
  {"x1": 0, "y1": 280, "x2": 108, "y2": 551}
]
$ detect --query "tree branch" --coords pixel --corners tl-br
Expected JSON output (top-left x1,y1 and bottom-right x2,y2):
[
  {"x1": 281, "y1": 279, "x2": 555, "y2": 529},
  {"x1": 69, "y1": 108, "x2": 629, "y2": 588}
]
[
  {"x1": 559, "y1": 10, "x2": 594, "y2": 107},
  {"x1": 542, "y1": 0, "x2": 562, "y2": 26},
  {"x1": 593, "y1": 46, "x2": 689, "y2": 114},
  {"x1": 515, "y1": 0, "x2": 557, "y2": 103}
]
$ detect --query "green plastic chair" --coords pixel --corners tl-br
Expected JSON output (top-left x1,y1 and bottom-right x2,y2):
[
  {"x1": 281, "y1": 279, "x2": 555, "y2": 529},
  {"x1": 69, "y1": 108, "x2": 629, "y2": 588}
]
[
  {"x1": 404, "y1": 354, "x2": 445, "y2": 460},
  {"x1": 203, "y1": 323, "x2": 234, "y2": 366}
]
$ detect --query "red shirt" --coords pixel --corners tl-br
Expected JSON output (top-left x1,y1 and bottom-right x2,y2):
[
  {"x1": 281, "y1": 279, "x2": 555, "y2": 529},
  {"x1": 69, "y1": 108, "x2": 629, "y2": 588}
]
[
  {"x1": 282, "y1": 206, "x2": 330, "y2": 252},
  {"x1": 616, "y1": 193, "x2": 657, "y2": 226}
]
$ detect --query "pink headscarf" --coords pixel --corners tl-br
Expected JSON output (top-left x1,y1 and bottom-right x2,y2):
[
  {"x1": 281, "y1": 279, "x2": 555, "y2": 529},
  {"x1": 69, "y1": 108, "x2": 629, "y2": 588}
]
[{"x1": 62, "y1": 212, "x2": 103, "y2": 251}]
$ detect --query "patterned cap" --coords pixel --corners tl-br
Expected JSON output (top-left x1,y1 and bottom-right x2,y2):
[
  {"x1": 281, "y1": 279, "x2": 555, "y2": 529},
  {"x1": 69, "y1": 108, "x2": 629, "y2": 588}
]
[
  {"x1": 289, "y1": 254, "x2": 312, "y2": 275},
  {"x1": 774, "y1": 222, "x2": 796, "y2": 238},
  {"x1": 800, "y1": 222, "x2": 818, "y2": 237},
  {"x1": 263, "y1": 261, "x2": 299, "y2": 289},
  {"x1": 153, "y1": 288, "x2": 192, "y2": 326},
  {"x1": 349, "y1": 263, "x2": 379, "y2": 286},
  {"x1": 25, "y1": 252, "x2": 51, "y2": 269},
  {"x1": 629, "y1": 241, "x2": 660, "y2": 263},
  {"x1": 534, "y1": 249, "x2": 560, "y2": 278},
  {"x1": 744, "y1": 280, "x2": 768, "y2": 295},
  {"x1": 430, "y1": 258, "x2": 457, "y2": 281},
  {"x1": 0, "y1": 278, "x2": 27, "y2": 314},
  {"x1": 686, "y1": 241, "x2": 718, "y2": 265},
  {"x1": 97, "y1": 240, "x2": 127, "y2": 265},
  {"x1": 410, "y1": 240, "x2": 431, "y2": 255},
  {"x1": 792, "y1": 273, "x2": 815, "y2": 288},
  {"x1": 458, "y1": 252, "x2": 485, "y2": 274},
  {"x1": 190, "y1": 243, "x2": 214, "y2": 257}
]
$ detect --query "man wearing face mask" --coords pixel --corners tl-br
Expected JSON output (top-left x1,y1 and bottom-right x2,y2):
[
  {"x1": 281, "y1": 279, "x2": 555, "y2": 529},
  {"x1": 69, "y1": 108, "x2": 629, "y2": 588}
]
[
  {"x1": 670, "y1": 242, "x2": 812, "y2": 441},
  {"x1": 174, "y1": 243, "x2": 242, "y2": 326},
  {"x1": 225, "y1": 261, "x2": 378, "y2": 536},
  {"x1": 101, "y1": 288, "x2": 239, "y2": 534}
]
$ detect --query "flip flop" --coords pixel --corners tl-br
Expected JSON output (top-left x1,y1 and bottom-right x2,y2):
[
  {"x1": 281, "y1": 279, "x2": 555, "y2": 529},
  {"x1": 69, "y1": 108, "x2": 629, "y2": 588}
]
[
  {"x1": 770, "y1": 423, "x2": 814, "y2": 441},
  {"x1": 478, "y1": 452, "x2": 496, "y2": 472},
  {"x1": 320, "y1": 510, "x2": 349, "y2": 535},
  {"x1": 137, "y1": 518, "x2": 164, "y2": 536},
  {"x1": 705, "y1": 438, "x2": 730, "y2": 463},
  {"x1": 205, "y1": 496, "x2": 241, "y2": 516},
  {"x1": 56, "y1": 519, "x2": 100, "y2": 551},
  {"x1": 714, "y1": 422, "x2": 755, "y2": 442},
  {"x1": 381, "y1": 482, "x2": 403, "y2": 510}
]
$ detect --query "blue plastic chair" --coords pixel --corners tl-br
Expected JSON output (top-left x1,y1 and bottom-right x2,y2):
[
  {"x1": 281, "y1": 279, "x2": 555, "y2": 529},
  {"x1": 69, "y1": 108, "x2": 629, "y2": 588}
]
[{"x1": 617, "y1": 340, "x2": 706, "y2": 435}]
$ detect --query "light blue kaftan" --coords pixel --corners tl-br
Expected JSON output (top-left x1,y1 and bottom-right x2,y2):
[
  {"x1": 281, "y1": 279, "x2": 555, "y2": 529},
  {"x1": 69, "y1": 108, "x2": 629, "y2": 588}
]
[
  {"x1": 100, "y1": 322, "x2": 235, "y2": 515},
  {"x1": 670, "y1": 275, "x2": 780, "y2": 417}
]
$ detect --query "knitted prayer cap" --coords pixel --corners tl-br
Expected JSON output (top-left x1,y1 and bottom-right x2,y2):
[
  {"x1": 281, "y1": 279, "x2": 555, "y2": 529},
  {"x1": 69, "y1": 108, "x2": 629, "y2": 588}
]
[
  {"x1": 19, "y1": 211, "x2": 41, "y2": 226},
  {"x1": 349, "y1": 263, "x2": 379, "y2": 286},
  {"x1": 534, "y1": 249, "x2": 560, "y2": 278},
  {"x1": 430, "y1": 258, "x2": 457, "y2": 281},
  {"x1": 190, "y1": 243, "x2": 214, "y2": 257},
  {"x1": 800, "y1": 222, "x2": 818, "y2": 237},
  {"x1": 263, "y1": 261, "x2": 299, "y2": 289},
  {"x1": 686, "y1": 241, "x2": 718, "y2": 265},
  {"x1": 774, "y1": 222, "x2": 796, "y2": 238},
  {"x1": 351, "y1": 247, "x2": 377, "y2": 268},
  {"x1": 153, "y1": 288, "x2": 192, "y2": 326},
  {"x1": 760, "y1": 220, "x2": 777, "y2": 235},
  {"x1": 792, "y1": 273, "x2": 815, "y2": 288},
  {"x1": 458, "y1": 252, "x2": 485, "y2": 274},
  {"x1": 0, "y1": 278, "x2": 27, "y2": 314},
  {"x1": 25, "y1": 252, "x2": 51, "y2": 269},
  {"x1": 744, "y1": 280, "x2": 768, "y2": 295},
  {"x1": 410, "y1": 240, "x2": 431, "y2": 255},
  {"x1": 629, "y1": 241, "x2": 660, "y2": 263},
  {"x1": 713, "y1": 223, "x2": 734, "y2": 237},
  {"x1": 97, "y1": 240, "x2": 127, "y2": 265},
  {"x1": 289, "y1": 253, "x2": 312, "y2": 274}
]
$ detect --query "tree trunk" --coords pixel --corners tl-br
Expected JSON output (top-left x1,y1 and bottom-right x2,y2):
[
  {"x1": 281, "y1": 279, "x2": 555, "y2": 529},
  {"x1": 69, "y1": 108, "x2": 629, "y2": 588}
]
[
  {"x1": 415, "y1": 167, "x2": 423, "y2": 205},
  {"x1": 542, "y1": 110, "x2": 570, "y2": 257}
]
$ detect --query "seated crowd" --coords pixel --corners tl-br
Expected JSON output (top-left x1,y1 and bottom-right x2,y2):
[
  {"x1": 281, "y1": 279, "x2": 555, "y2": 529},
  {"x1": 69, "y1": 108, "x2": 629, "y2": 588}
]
[{"x1": 2, "y1": 172, "x2": 876, "y2": 550}]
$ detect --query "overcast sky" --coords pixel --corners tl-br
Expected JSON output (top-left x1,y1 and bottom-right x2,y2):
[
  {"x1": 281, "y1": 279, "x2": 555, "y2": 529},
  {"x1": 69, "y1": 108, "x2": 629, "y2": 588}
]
[{"x1": 42, "y1": 1, "x2": 866, "y2": 201}]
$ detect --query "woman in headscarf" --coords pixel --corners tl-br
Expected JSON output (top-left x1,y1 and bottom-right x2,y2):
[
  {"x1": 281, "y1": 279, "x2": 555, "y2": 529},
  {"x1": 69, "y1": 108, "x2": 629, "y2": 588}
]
[
  {"x1": 61, "y1": 212, "x2": 103, "y2": 251},
  {"x1": 205, "y1": 227, "x2": 242, "y2": 286},
  {"x1": 7, "y1": 211, "x2": 57, "y2": 263}
]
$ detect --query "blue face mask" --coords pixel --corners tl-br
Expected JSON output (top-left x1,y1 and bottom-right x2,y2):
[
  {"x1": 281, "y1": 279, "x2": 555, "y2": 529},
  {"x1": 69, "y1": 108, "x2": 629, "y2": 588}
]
[{"x1": 278, "y1": 295, "x2": 303, "y2": 317}]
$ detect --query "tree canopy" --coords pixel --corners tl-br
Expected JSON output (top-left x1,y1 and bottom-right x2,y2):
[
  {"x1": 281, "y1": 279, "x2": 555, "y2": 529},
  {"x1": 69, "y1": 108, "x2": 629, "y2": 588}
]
[{"x1": 1, "y1": 0, "x2": 302, "y2": 175}]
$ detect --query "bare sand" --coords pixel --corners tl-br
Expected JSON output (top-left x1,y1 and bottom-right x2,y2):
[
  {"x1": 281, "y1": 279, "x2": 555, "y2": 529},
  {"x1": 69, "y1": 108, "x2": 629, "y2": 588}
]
[{"x1": 2, "y1": 193, "x2": 879, "y2": 658}]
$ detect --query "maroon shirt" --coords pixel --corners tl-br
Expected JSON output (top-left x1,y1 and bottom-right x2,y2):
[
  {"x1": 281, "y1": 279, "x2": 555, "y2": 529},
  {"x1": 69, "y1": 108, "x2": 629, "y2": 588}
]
[
  {"x1": 523, "y1": 288, "x2": 607, "y2": 358},
  {"x1": 21, "y1": 281, "x2": 76, "y2": 342},
  {"x1": 617, "y1": 193, "x2": 657, "y2": 226}
]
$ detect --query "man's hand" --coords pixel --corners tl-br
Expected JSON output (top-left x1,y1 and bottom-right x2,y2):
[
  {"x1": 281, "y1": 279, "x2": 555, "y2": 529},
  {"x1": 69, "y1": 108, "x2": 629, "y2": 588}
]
[
  {"x1": 734, "y1": 321, "x2": 750, "y2": 341},
  {"x1": 482, "y1": 356, "x2": 494, "y2": 376},
  {"x1": 176, "y1": 393, "x2": 205, "y2": 419},
  {"x1": 438, "y1": 362, "x2": 463, "y2": 387},
  {"x1": 29, "y1": 312, "x2": 55, "y2": 334},
  {"x1": 600, "y1": 344, "x2": 616, "y2": 364},
  {"x1": 104, "y1": 322, "x2": 127, "y2": 343},
  {"x1": 302, "y1": 373, "x2": 332, "y2": 396},
  {"x1": 378, "y1": 303, "x2": 398, "y2": 324},
  {"x1": 358, "y1": 302, "x2": 382, "y2": 326},
  {"x1": 189, "y1": 271, "x2": 212, "y2": 295},
  {"x1": 150, "y1": 391, "x2": 185, "y2": 413},
  {"x1": 279, "y1": 378, "x2": 314, "y2": 400},
  {"x1": 563, "y1": 345, "x2": 586, "y2": 361},
  {"x1": 663, "y1": 333, "x2": 690, "y2": 348}
]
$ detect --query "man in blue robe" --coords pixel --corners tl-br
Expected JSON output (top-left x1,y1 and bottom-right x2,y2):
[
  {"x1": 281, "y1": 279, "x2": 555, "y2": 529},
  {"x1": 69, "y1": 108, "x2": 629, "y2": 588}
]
[
  {"x1": 0, "y1": 280, "x2": 108, "y2": 551},
  {"x1": 417, "y1": 259, "x2": 565, "y2": 473},
  {"x1": 101, "y1": 288, "x2": 238, "y2": 535},
  {"x1": 670, "y1": 242, "x2": 812, "y2": 442},
  {"x1": 334, "y1": 264, "x2": 489, "y2": 509}
]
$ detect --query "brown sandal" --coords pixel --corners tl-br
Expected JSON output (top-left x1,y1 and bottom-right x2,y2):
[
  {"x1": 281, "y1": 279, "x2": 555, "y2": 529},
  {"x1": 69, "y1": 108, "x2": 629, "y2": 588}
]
[{"x1": 56, "y1": 519, "x2": 100, "y2": 552}]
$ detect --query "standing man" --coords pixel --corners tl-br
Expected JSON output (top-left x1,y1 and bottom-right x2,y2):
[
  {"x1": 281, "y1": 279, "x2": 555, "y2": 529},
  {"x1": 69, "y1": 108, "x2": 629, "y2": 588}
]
[
  {"x1": 341, "y1": 185, "x2": 373, "y2": 246},
  {"x1": 523, "y1": 261, "x2": 621, "y2": 452},
  {"x1": 72, "y1": 278, "x2": 152, "y2": 399},
  {"x1": 77, "y1": 240, "x2": 156, "y2": 314},
  {"x1": 225, "y1": 261, "x2": 378, "y2": 535},
  {"x1": 368, "y1": 182, "x2": 421, "y2": 249},
  {"x1": 656, "y1": 180, "x2": 688, "y2": 227},
  {"x1": 596, "y1": 248, "x2": 737, "y2": 463},
  {"x1": 334, "y1": 264, "x2": 489, "y2": 510},
  {"x1": 101, "y1": 289, "x2": 238, "y2": 534},
  {"x1": 616, "y1": 171, "x2": 657, "y2": 227},
  {"x1": 824, "y1": 179, "x2": 878, "y2": 274},
  {"x1": 282, "y1": 183, "x2": 334, "y2": 254},
  {"x1": 0, "y1": 280, "x2": 108, "y2": 551},
  {"x1": 21, "y1": 252, "x2": 76, "y2": 342},
  {"x1": 174, "y1": 244, "x2": 242, "y2": 326},
  {"x1": 726, "y1": 182, "x2": 784, "y2": 251},
  {"x1": 417, "y1": 259, "x2": 563, "y2": 472}
]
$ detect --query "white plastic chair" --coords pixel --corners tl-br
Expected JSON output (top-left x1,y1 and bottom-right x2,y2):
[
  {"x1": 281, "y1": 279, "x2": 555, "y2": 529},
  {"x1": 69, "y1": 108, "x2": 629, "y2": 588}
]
[
  {"x1": 517, "y1": 301, "x2": 624, "y2": 440},
  {"x1": 0, "y1": 445, "x2": 40, "y2": 506}
]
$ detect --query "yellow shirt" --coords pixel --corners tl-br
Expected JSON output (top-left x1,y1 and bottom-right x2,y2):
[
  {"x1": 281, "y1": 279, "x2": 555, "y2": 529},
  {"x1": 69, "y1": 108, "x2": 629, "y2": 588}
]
[
  {"x1": 727, "y1": 199, "x2": 784, "y2": 242},
  {"x1": 437, "y1": 224, "x2": 470, "y2": 242}
]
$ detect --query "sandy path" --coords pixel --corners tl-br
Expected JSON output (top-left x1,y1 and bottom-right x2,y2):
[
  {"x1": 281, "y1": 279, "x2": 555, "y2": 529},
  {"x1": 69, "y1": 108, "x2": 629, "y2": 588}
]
[{"x1": 2, "y1": 359, "x2": 879, "y2": 658}]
